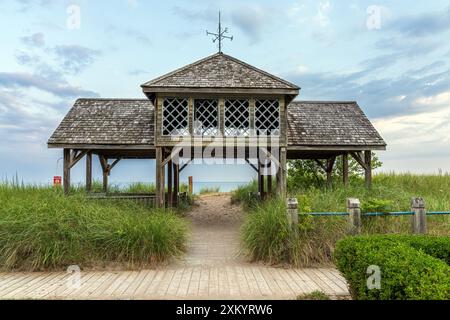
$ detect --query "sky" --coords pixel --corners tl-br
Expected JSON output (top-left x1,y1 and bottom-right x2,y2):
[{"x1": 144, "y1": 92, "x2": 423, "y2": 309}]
[{"x1": 1, "y1": 0, "x2": 450, "y2": 188}]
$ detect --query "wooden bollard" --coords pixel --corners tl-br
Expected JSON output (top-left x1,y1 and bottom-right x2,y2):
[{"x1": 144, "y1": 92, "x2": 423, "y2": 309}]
[
  {"x1": 347, "y1": 198, "x2": 361, "y2": 234},
  {"x1": 411, "y1": 198, "x2": 427, "y2": 234},
  {"x1": 188, "y1": 176, "x2": 193, "y2": 195},
  {"x1": 287, "y1": 198, "x2": 298, "y2": 228}
]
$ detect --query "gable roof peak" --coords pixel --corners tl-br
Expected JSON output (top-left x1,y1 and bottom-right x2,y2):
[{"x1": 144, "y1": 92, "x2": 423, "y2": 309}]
[{"x1": 141, "y1": 52, "x2": 300, "y2": 93}]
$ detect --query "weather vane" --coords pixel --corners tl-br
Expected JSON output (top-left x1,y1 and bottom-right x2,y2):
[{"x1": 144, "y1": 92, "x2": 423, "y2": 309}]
[{"x1": 206, "y1": 11, "x2": 233, "y2": 53}]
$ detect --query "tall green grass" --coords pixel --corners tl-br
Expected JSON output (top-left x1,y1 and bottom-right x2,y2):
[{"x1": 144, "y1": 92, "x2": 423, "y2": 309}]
[
  {"x1": 239, "y1": 173, "x2": 450, "y2": 267},
  {"x1": 0, "y1": 184, "x2": 188, "y2": 271}
]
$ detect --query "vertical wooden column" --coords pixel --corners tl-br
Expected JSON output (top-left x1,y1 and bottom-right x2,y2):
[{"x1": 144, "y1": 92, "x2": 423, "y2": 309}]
[
  {"x1": 155, "y1": 147, "x2": 165, "y2": 208},
  {"x1": 277, "y1": 147, "x2": 287, "y2": 198},
  {"x1": 342, "y1": 153, "x2": 349, "y2": 187},
  {"x1": 99, "y1": 156, "x2": 109, "y2": 194},
  {"x1": 86, "y1": 151, "x2": 92, "y2": 192},
  {"x1": 173, "y1": 163, "x2": 180, "y2": 207},
  {"x1": 326, "y1": 157, "x2": 336, "y2": 189},
  {"x1": 364, "y1": 150, "x2": 372, "y2": 188},
  {"x1": 167, "y1": 159, "x2": 173, "y2": 208},
  {"x1": 63, "y1": 148, "x2": 71, "y2": 195},
  {"x1": 267, "y1": 159, "x2": 272, "y2": 197}
]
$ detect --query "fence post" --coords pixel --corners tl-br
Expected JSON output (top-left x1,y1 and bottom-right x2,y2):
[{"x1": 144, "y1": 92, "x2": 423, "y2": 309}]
[
  {"x1": 347, "y1": 198, "x2": 361, "y2": 234},
  {"x1": 188, "y1": 176, "x2": 193, "y2": 195},
  {"x1": 411, "y1": 197, "x2": 427, "y2": 234},
  {"x1": 287, "y1": 198, "x2": 298, "y2": 228}
]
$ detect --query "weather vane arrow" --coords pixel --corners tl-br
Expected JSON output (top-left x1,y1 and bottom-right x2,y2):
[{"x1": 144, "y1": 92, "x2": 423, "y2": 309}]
[{"x1": 206, "y1": 11, "x2": 233, "y2": 53}]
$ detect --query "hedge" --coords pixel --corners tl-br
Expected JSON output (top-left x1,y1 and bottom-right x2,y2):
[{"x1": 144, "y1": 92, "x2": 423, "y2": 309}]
[{"x1": 334, "y1": 235, "x2": 450, "y2": 300}]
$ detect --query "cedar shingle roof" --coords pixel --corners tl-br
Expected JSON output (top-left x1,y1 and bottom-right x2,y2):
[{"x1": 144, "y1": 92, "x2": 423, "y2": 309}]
[
  {"x1": 48, "y1": 99, "x2": 385, "y2": 149},
  {"x1": 141, "y1": 53, "x2": 299, "y2": 90},
  {"x1": 48, "y1": 99, "x2": 154, "y2": 146},
  {"x1": 287, "y1": 101, "x2": 386, "y2": 147}
]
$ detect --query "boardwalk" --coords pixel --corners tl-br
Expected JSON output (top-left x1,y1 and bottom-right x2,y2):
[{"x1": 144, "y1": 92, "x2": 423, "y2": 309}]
[
  {"x1": 0, "y1": 194, "x2": 350, "y2": 300},
  {"x1": 0, "y1": 267, "x2": 349, "y2": 300}
]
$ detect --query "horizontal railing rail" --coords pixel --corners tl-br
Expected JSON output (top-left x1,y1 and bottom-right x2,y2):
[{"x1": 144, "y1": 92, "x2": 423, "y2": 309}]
[{"x1": 304, "y1": 211, "x2": 450, "y2": 217}]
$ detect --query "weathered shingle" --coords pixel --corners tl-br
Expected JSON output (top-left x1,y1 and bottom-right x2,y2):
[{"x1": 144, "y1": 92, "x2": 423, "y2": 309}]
[
  {"x1": 48, "y1": 99, "x2": 154, "y2": 146},
  {"x1": 48, "y1": 99, "x2": 386, "y2": 149},
  {"x1": 141, "y1": 53, "x2": 299, "y2": 90},
  {"x1": 287, "y1": 101, "x2": 386, "y2": 147}
]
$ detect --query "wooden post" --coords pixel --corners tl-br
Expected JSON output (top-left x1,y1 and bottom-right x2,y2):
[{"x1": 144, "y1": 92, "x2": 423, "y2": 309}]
[
  {"x1": 63, "y1": 148, "x2": 71, "y2": 195},
  {"x1": 343, "y1": 153, "x2": 349, "y2": 187},
  {"x1": 267, "y1": 159, "x2": 272, "y2": 197},
  {"x1": 167, "y1": 159, "x2": 173, "y2": 208},
  {"x1": 347, "y1": 198, "x2": 361, "y2": 234},
  {"x1": 326, "y1": 157, "x2": 336, "y2": 189},
  {"x1": 86, "y1": 151, "x2": 92, "y2": 193},
  {"x1": 364, "y1": 151, "x2": 372, "y2": 189},
  {"x1": 411, "y1": 198, "x2": 427, "y2": 234},
  {"x1": 155, "y1": 147, "x2": 164, "y2": 208},
  {"x1": 287, "y1": 198, "x2": 298, "y2": 227},
  {"x1": 188, "y1": 176, "x2": 193, "y2": 195},
  {"x1": 173, "y1": 163, "x2": 180, "y2": 207},
  {"x1": 100, "y1": 157, "x2": 108, "y2": 194},
  {"x1": 277, "y1": 147, "x2": 287, "y2": 198}
]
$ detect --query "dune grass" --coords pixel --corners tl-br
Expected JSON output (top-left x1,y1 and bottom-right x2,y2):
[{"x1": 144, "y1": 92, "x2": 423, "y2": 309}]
[
  {"x1": 238, "y1": 173, "x2": 450, "y2": 267},
  {"x1": 0, "y1": 184, "x2": 188, "y2": 271},
  {"x1": 198, "y1": 186, "x2": 221, "y2": 194}
]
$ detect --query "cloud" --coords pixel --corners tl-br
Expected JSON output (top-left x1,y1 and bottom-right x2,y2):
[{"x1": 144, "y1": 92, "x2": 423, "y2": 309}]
[
  {"x1": 389, "y1": 6, "x2": 450, "y2": 37},
  {"x1": 286, "y1": 61, "x2": 450, "y2": 119},
  {"x1": 128, "y1": 69, "x2": 150, "y2": 76},
  {"x1": 21, "y1": 32, "x2": 45, "y2": 47},
  {"x1": 313, "y1": 1, "x2": 332, "y2": 27},
  {"x1": 172, "y1": 6, "x2": 217, "y2": 23},
  {"x1": 53, "y1": 45, "x2": 101, "y2": 74},
  {"x1": 230, "y1": 4, "x2": 272, "y2": 44},
  {"x1": 0, "y1": 72, "x2": 99, "y2": 98}
]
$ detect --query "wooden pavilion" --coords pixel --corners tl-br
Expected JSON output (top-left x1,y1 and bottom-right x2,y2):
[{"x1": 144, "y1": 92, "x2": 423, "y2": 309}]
[{"x1": 48, "y1": 53, "x2": 386, "y2": 207}]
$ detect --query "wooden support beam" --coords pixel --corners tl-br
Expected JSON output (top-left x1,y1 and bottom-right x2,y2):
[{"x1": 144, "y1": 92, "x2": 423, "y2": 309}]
[
  {"x1": 326, "y1": 156, "x2": 336, "y2": 188},
  {"x1": 278, "y1": 147, "x2": 287, "y2": 198},
  {"x1": 314, "y1": 159, "x2": 327, "y2": 172},
  {"x1": 168, "y1": 159, "x2": 173, "y2": 208},
  {"x1": 107, "y1": 158, "x2": 122, "y2": 173},
  {"x1": 343, "y1": 153, "x2": 349, "y2": 187},
  {"x1": 350, "y1": 151, "x2": 367, "y2": 171},
  {"x1": 69, "y1": 150, "x2": 88, "y2": 169},
  {"x1": 179, "y1": 157, "x2": 194, "y2": 173},
  {"x1": 365, "y1": 150, "x2": 372, "y2": 188},
  {"x1": 99, "y1": 156, "x2": 108, "y2": 193},
  {"x1": 86, "y1": 151, "x2": 92, "y2": 192},
  {"x1": 63, "y1": 149, "x2": 71, "y2": 195},
  {"x1": 267, "y1": 159, "x2": 273, "y2": 196},
  {"x1": 173, "y1": 163, "x2": 179, "y2": 207},
  {"x1": 245, "y1": 158, "x2": 258, "y2": 172},
  {"x1": 162, "y1": 147, "x2": 182, "y2": 167},
  {"x1": 259, "y1": 160, "x2": 265, "y2": 200},
  {"x1": 155, "y1": 147, "x2": 165, "y2": 208}
]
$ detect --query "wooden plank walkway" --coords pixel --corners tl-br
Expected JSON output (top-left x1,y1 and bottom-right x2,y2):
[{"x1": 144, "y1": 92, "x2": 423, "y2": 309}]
[{"x1": 0, "y1": 267, "x2": 349, "y2": 300}]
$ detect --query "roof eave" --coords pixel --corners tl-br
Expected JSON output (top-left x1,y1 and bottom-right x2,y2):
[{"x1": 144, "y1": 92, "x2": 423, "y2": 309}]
[{"x1": 141, "y1": 86, "x2": 300, "y2": 96}]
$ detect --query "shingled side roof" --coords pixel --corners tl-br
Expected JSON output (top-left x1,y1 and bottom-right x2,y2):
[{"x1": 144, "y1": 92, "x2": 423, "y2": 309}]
[
  {"x1": 141, "y1": 52, "x2": 300, "y2": 90},
  {"x1": 48, "y1": 99, "x2": 154, "y2": 146},
  {"x1": 287, "y1": 101, "x2": 386, "y2": 147},
  {"x1": 48, "y1": 99, "x2": 385, "y2": 149}
]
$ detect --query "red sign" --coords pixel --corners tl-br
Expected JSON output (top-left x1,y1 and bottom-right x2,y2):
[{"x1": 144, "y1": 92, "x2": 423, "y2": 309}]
[{"x1": 54, "y1": 176, "x2": 62, "y2": 187}]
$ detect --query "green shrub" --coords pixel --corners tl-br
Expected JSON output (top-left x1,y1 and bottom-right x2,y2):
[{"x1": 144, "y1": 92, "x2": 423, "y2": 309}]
[
  {"x1": 297, "y1": 291, "x2": 330, "y2": 300},
  {"x1": 241, "y1": 200, "x2": 290, "y2": 264},
  {"x1": 334, "y1": 235, "x2": 450, "y2": 300},
  {"x1": 231, "y1": 181, "x2": 259, "y2": 209},
  {"x1": 199, "y1": 186, "x2": 220, "y2": 194},
  {"x1": 0, "y1": 185, "x2": 188, "y2": 271},
  {"x1": 241, "y1": 199, "x2": 348, "y2": 266}
]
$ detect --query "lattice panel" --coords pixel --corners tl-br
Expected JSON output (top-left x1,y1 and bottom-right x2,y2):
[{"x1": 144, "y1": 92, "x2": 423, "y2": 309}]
[
  {"x1": 225, "y1": 100, "x2": 250, "y2": 136},
  {"x1": 162, "y1": 98, "x2": 189, "y2": 136},
  {"x1": 194, "y1": 99, "x2": 219, "y2": 136},
  {"x1": 255, "y1": 100, "x2": 280, "y2": 136}
]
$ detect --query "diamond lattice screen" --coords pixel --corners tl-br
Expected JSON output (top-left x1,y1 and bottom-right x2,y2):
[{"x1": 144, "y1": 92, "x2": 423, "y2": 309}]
[
  {"x1": 162, "y1": 98, "x2": 189, "y2": 136},
  {"x1": 225, "y1": 100, "x2": 250, "y2": 136},
  {"x1": 194, "y1": 99, "x2": 219, "y2": 136},
  {"x1": 255, "y1": 100, "x2": 280, "y2": 136}
]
